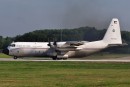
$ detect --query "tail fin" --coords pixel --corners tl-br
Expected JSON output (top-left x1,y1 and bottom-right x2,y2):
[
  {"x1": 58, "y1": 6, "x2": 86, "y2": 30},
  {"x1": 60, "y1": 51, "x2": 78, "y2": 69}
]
[{"x1": 103, "y1": 18, "x2": 122, "y2": 45}]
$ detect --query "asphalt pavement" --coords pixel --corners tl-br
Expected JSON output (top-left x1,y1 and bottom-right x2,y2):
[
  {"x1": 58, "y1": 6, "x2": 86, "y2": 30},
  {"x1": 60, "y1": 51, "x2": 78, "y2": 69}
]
[{"x1": 0, "y1": 56, "x2": 130, "y2": 62}]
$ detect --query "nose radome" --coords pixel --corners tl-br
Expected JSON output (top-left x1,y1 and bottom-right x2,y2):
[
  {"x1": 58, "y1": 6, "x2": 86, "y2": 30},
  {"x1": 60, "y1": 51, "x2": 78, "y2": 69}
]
[{"x1": 2, "y1": 48, "x2": 9, "y2": 55}]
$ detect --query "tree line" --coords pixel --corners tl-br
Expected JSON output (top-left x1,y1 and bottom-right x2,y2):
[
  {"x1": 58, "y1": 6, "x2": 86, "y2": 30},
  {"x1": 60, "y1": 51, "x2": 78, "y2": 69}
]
[{"x1": 0, "y1": 26, "x2": 130, "y2": 53}]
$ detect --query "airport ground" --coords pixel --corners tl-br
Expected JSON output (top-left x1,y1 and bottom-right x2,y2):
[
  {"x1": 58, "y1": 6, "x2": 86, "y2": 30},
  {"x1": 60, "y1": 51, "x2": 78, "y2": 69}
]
[
  {"x1": 0, "y1": 53, "x2": 130, "y2": 62},
  {"x1": 0, "y1": 53, "x2": 130, "y2": 87}
]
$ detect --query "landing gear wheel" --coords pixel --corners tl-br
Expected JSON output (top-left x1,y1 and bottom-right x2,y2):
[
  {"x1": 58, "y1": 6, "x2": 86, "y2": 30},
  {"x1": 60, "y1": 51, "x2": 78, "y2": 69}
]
[
  {"x1": 14, "y1": 56, "x2": 18, "y2": 59},
  {"x1": 63, "y1": 58, "x2": 67, "y2": 60},
  {"x1": 52, "y1": 56, "x2": 57, "y2": 60},
  {"x1": 56, "y1": 58, "x2": 62, "y2": 60}
]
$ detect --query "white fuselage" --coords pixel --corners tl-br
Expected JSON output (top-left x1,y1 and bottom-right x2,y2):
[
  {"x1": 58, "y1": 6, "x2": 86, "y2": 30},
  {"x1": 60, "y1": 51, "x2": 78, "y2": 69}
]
[
  {"x1": 8, "y1": 42, "x2": 65, "y2": 57},
  {"x1": 7, "y1": 40, "x2": 108, "y2": 58},
  {"x1": 68, "y1": 40, "x2": 108, "y2": 58}
]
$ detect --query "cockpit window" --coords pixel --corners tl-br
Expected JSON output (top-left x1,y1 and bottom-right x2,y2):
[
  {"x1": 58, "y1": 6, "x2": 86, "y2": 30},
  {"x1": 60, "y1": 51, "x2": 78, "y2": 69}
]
[
  {"x1": 114, "y1": 21, "x2": 117, "y2": 24},
  {"x1": 9, "y1": 44, "x2": 15, "y2": 47}
]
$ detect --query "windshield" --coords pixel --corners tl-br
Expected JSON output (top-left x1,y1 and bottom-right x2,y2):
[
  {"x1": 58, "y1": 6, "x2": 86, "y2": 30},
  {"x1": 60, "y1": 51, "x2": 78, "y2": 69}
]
[{"x1": 9, "y1": 44, "x2": 15, "y2": 47}]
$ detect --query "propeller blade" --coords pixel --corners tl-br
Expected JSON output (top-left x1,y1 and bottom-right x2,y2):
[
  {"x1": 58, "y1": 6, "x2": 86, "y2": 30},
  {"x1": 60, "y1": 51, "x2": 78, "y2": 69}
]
[
  {"x1": 53, "y1": 38, "x2": 57, "y2": 46},
  {"x1": 47, "y1": 38, "x2": 51, "y2": 47},
  {"x1": 53, "y1": 41, "x2": 57, "y2": 46}
]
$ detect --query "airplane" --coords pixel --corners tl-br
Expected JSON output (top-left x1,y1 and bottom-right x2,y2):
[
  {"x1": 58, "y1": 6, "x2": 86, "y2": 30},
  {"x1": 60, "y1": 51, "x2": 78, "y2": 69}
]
[{"x1": 3, "y1": 18, "x2": 123, "y2": 60}]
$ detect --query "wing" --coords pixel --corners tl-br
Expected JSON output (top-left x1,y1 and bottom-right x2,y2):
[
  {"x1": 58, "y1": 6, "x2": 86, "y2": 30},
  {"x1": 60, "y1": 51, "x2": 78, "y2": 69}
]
[
  {"x1": 47, "y1": 41, "x2": 88, "y2": 59},
  {"x1": 55, "y1": 41, "x2": 88, "y2": 59},
  {"x1": 56, "y1": 41, "x2": 87, "y2": 51}
]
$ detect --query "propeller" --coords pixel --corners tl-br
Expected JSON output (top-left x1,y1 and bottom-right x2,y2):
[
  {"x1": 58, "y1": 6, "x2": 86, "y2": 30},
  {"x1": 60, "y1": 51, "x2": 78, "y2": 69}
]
[
  {"x1": 47, "y1": 38, "x2": 58, "y2": 59},
  {"x1": 47, "y1": 38, "x2": 58, "y2": 48},
  {"x1": 47, "y1": 38, "x2": 52, "y2": 47},
  {"x1": 53, "y1": 38, "x2": 57, "y2": 47}
]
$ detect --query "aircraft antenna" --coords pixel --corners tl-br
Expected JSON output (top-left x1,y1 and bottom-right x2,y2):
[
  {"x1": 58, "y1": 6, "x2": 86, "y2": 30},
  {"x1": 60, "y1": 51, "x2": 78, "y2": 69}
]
[{"x1": 60, "y1": 29, "x2": 62, "y2": 42}]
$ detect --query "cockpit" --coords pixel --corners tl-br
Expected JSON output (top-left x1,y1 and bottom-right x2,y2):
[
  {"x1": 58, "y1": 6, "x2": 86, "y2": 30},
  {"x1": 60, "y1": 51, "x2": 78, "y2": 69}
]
[{"x1": 9, "y1": 44, "x2": 16, "y2": 47}]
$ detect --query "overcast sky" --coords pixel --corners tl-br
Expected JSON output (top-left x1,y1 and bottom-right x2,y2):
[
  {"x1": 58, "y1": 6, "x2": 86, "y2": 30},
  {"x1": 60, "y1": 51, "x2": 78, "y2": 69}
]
[{"x1": 0, "y1": 0, "x2": 130, "y2": 37}]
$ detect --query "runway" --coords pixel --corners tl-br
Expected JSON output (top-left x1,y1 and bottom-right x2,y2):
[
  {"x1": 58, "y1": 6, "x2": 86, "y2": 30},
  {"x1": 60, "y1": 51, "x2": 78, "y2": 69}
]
[{"x1": 0, "y1": 57, "x2": 130, "y2": 62}]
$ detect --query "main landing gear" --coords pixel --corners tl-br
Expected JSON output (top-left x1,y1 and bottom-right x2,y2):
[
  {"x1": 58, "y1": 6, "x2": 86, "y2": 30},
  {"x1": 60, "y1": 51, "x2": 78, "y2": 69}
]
[
  {"x1": 52, "y1": 56, "x2": 67, "y2": 60},
  {"x1": 52, "y1": 56, "x2": 57, "y2": 60}
]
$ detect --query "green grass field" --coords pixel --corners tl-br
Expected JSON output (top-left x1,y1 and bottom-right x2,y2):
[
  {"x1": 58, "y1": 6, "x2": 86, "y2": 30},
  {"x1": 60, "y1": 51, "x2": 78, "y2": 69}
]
[
  {"x1": 0, "y1": 62, "x2": 130, "y2": 87},
  {"x1": 0, "y1": 53, "x2": 11, "y2": 58}
]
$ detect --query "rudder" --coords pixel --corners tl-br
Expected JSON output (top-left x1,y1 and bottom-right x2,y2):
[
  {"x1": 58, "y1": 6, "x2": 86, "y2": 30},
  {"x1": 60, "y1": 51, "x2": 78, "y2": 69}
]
[{"x1": 103, "y1": 18, "x2": 122, "y2": 45}]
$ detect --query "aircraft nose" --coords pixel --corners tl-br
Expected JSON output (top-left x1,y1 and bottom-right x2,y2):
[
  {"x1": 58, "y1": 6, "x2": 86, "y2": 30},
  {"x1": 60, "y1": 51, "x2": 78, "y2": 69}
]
[{"x1": 2, "y1": 48, "x2": 9, "y2": 55}]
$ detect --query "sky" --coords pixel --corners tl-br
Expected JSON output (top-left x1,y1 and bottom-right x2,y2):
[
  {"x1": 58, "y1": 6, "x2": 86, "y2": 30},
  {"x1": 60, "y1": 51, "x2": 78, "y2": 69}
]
[{"x1": 0, "y1": 0, "x2": 130, "y2": 37}]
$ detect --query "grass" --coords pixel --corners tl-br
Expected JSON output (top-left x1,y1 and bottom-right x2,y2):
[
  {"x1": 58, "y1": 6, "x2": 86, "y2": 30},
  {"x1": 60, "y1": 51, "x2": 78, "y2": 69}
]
[
  {"x1": 0, "y1": 53, "x2": 11, "y2": 58},
  {"x1": 0, "y1": 62, "x2": 130, "y2": 87}
]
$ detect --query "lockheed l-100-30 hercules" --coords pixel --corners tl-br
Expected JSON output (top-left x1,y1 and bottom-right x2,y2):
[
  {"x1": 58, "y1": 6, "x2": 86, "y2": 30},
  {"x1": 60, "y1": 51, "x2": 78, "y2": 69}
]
[{"x1": 3, "y1": 18, "x2": 123, "y2": 60}]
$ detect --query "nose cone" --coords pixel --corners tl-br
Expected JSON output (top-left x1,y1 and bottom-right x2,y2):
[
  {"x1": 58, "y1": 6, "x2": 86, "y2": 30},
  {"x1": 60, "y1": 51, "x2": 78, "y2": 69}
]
[{"x1": 2, "y1": 48, "x2": 9, "y2": 55}]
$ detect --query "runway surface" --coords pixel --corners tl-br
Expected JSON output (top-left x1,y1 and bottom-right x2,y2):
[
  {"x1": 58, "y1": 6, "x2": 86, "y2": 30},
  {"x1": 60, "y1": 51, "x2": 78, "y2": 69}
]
[{"x1": 0, "y1": 56, "x2": 130, "y2": 62}]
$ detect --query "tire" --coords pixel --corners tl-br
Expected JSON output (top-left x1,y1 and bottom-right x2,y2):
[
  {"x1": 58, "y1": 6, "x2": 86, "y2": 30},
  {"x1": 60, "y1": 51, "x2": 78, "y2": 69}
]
[
  {"x1": 63, "y1": 58, "x2": 67, "y2": 60},
  {"x1": 52, "y1": 56, "x2": 57, "y2": 60},
  {"x1": 14, "y1": 56, "x2": 18, "y2": 59}
]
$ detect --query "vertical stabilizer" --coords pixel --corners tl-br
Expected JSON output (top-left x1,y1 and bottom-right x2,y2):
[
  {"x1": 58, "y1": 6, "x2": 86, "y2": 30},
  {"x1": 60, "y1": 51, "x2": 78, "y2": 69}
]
[{"x1": 103, "y1": 18, "x2": 122, "y2": 45}]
